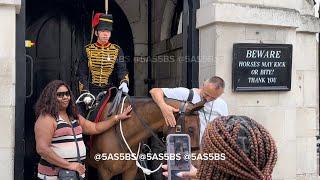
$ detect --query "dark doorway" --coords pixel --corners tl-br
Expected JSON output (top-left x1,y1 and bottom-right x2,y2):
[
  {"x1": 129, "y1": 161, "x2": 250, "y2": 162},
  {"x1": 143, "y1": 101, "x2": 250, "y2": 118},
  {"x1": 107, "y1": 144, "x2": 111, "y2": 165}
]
[
  {"x1": 24, "y1": 0, "x2": 134, "y2": 179},
  {"x1": 25, "y1": 11, "x2": 74, "y2": 179}
]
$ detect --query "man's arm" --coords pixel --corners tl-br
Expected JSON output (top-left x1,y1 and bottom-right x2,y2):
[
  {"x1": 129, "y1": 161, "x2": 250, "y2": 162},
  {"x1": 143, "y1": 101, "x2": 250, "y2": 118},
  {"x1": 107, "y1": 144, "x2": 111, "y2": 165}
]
[
  {"x1": 150, "y1": 88, "x2": 179, "y2": 127},
  {"x1": 149, "y1": 88, "x2": 167, "y2": 109}
]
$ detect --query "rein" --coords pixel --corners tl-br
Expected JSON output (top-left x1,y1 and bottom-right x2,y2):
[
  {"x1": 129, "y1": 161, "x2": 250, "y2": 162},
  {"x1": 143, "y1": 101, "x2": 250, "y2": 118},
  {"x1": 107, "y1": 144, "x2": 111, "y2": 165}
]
[
  {"x1": 118, "y1": 95, "x2": 163, "y2": 175},
  {"x1": 125, "y1": 94, "x2": 166, "y2": 148}
]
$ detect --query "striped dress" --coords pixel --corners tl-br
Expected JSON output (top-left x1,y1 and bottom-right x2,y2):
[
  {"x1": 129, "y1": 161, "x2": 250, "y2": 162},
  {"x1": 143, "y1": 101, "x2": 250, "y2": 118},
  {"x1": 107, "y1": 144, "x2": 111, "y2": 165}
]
[{"x1": 37, "y1": 116, "x2": 86, "y2": 180}]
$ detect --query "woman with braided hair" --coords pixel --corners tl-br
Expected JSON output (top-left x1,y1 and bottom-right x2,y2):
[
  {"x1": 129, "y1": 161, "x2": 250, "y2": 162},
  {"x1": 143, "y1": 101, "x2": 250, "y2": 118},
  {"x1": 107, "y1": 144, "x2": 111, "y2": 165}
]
[{"x1": 162, "y1": 115, "x2": 277, "y2": 180}]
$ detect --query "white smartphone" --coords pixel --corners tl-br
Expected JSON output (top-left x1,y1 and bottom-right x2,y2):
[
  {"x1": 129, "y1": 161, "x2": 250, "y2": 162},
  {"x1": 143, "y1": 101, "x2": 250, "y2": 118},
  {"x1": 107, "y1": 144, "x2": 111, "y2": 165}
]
[{"x1": 166, "y1": 134, "x2": 191, "y2": 180}]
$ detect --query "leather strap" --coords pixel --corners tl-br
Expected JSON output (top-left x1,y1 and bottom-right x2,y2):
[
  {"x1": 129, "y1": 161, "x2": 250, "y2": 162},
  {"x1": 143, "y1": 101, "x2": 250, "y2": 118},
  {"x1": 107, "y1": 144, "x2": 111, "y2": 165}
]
[
  {"x1": 107, "y1": 89, "x2": 122, "y2": 117},
  {"x1": 70, "y1": 120, "x2": 82, "y2": 164},
  {"x1": 187, "y1": 89, "x2": 194, "y2": 102},
  {"x1": 125, "y1": 94, "x2": 166, "y2": 148},
  {"x1": 176, "y1": 102, "x2": 188, "y2": 133},
  {"x1": 175, "y1": 89, "x2": 194, "y2": 133}
]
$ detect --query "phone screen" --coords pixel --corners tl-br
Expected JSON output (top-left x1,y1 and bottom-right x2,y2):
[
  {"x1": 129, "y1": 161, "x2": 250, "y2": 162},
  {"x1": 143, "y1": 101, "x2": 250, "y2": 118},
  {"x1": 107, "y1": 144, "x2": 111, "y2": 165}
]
[{"x1": 167, "y1": 134, "x2": 191, "y2": 180}]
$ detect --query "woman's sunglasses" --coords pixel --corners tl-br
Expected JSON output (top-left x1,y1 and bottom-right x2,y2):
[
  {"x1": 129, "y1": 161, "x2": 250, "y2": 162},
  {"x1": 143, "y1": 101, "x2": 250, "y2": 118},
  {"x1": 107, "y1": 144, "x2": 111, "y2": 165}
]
[{"x1": 56, "y1": 91, "x2": 70, "y2": 98}]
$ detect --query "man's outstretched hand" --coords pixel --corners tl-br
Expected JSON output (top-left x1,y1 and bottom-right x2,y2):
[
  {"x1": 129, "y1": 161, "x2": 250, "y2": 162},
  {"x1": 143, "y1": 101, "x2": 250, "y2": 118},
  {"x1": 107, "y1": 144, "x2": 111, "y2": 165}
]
[{"x1": 159, "y1": 104, "x2": 179, "y2": 127}]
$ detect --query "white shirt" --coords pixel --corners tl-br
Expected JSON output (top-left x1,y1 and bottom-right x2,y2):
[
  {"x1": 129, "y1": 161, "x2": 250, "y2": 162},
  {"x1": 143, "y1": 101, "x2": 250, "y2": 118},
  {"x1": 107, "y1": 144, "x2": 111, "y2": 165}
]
[{"x1": 161, "y1": 87, "x2": 228, "y2": 141}]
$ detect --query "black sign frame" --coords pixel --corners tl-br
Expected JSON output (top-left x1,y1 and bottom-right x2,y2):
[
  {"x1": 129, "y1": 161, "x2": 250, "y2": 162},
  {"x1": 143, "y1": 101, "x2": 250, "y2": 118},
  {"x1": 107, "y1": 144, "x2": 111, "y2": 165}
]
[{"x1": 232, "y1": 43, "x2": 292, "y2": 92}]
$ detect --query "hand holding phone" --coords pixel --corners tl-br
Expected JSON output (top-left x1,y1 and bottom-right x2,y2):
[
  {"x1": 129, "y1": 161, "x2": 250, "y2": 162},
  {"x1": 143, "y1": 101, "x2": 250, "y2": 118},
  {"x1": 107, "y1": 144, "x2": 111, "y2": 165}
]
[
  {"x1": 166, "y1": 134, "x2": 191, "y2": 180},
  {"x1": 162, "y1": 164, "x2": 197, "y2": 179}
]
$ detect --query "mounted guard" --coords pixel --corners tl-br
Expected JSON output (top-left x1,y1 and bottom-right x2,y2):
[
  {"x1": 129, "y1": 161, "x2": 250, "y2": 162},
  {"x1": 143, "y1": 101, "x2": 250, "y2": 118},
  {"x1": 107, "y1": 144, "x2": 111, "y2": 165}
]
[
  {"x1": 77, "y1": 13, "x2": 129, "y2": 99},
  {"x1": 75, "y1": 9, "x2": 203, "y2": 180}
]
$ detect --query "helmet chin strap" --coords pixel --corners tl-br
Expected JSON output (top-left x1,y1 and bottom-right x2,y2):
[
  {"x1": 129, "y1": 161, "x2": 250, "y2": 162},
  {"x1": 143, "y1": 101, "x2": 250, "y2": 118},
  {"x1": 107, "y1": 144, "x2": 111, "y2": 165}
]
[{"x1": 97, "y1": 39, "x2": 109, "y2": 45}]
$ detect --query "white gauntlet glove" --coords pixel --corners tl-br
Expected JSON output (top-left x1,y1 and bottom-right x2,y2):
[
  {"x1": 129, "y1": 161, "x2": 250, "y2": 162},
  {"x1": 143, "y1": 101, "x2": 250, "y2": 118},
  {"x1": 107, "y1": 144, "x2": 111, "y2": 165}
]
[
  {"x1": 83, "y1": 96, "x2": 93, "y2": 105},
  {"x1": 118, "y1": 82, "x2": 129, "y2": 93}
]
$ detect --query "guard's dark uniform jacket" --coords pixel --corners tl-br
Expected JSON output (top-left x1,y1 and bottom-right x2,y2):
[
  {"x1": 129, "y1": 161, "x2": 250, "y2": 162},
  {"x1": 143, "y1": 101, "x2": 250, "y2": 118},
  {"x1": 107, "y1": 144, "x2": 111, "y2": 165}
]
[{"x1": 78, "y1": 42, "x2": 129, "y2": 95}]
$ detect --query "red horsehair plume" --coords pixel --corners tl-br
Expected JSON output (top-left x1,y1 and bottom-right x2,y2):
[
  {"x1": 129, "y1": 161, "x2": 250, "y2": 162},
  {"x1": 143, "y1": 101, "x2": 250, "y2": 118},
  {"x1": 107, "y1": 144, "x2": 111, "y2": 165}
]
[{"x1": 92, "y1": 13, "x2": 103, "y2": 28}]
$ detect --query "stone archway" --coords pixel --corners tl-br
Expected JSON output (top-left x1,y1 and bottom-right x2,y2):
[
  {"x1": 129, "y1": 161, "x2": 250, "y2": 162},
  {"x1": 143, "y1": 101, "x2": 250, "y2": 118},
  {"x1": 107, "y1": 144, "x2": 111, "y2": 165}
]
[
  {"x1": 160, "y1": 0, "x2": 183, "y2": 41},
  {"x1": 160, "y1": 0, "x2": 178, "y2": 41},
  {"x1": 114, "y1": 0, "x2": 150, "y2": 95}
]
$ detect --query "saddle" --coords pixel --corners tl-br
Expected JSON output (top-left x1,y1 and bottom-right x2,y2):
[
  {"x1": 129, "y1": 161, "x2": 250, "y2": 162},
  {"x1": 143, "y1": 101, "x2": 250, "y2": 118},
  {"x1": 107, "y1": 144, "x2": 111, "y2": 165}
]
[
  {"x1": 85, "y1": 87, "x2": 119, "y2": 122},
  {"x1": 85, "y1": 87, "x2": 122, "y2": 149}
]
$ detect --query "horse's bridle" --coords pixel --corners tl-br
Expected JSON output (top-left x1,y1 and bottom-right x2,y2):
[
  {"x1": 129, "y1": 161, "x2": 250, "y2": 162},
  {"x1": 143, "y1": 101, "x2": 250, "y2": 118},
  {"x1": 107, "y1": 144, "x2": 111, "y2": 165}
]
[
  {"x1": 175, "y1": 100, "x2": 189, "y2": 133},
  {"x1": 174, "y1": 89, "x2": 194, "y2": 133}
]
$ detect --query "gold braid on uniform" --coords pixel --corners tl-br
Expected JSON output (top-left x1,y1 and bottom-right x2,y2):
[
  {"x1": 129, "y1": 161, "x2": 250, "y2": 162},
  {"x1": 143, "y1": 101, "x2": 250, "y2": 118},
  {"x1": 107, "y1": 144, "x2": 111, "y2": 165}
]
[
  {"x1": 85, "y1": 43, "x2": 119, "y2": 86},
  {"x1": 197, "y1": 116, "x2": 277, "y2": 180}
]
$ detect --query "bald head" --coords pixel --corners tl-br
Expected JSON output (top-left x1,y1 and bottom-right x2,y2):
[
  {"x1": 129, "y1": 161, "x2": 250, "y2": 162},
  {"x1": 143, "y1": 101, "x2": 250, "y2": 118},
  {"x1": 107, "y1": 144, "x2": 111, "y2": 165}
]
[
  {"x1": 201, "y1": 76, "x2": 225, "y2": 102},
  {"x1": 204, "y1": 76, "x2": 225, "y2": 89}
]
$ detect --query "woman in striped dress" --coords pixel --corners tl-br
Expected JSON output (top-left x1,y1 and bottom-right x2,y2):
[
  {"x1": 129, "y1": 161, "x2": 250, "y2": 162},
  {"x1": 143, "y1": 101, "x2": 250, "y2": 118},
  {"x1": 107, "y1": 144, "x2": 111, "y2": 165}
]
[{"x1": 34, "y1": 80, "x2": 132, "y2": 180}]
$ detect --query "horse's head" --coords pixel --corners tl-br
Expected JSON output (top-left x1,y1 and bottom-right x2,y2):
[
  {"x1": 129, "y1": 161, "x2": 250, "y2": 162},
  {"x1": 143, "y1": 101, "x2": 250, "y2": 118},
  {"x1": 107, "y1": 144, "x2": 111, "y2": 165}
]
[
  {"x1": 185, "y1": 100, "x2": 206, "y2": 115},
  {"x1": 163, "y1": 99, "x2": 205, "y2": 150}
]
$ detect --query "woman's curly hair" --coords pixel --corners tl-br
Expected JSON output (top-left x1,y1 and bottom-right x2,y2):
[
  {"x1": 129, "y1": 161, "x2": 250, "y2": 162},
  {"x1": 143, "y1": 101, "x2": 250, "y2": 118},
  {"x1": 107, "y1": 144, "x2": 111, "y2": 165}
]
[
  {"x1": 197, "y1": 115, "x2": 277, "y2": 180},
  {"x1": 35, "y1": 80, "x2": 79, "y2": 120}
]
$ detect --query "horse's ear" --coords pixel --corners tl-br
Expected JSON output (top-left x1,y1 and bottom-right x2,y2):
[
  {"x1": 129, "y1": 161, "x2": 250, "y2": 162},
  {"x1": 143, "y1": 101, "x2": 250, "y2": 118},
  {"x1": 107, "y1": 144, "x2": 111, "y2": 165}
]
[
  {"x1": 186, "y1": 103, "x2": 204, "y2": 115},
  {"x1": 186, "y1": 100, "x2": 206, "y2": 114}
]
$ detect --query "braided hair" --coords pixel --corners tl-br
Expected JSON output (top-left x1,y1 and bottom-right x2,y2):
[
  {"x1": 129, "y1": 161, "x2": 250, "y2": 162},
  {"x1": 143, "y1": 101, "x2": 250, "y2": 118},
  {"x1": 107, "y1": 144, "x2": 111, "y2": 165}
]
[{"x1": 197, "y1": 116, "x2": 277, "y2": 180}]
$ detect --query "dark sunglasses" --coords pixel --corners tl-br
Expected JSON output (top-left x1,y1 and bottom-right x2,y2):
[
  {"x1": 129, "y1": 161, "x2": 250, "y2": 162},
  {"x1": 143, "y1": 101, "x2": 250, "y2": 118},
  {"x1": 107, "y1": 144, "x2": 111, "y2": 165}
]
[{"x1": 56, "y1": 91, "x2": 70, "y2": 98}]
